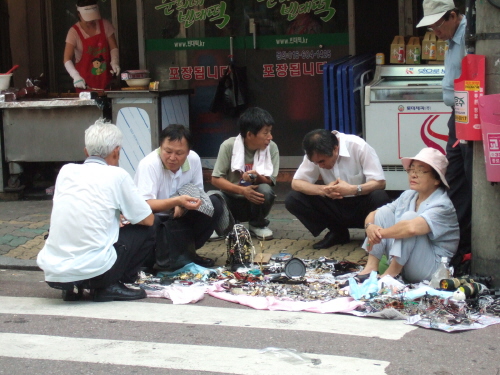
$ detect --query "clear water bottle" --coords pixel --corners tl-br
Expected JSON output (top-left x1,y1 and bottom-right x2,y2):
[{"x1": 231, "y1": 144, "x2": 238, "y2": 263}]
[{"x1": 430, "y1": 257, "x2": 450, "y2": 289}]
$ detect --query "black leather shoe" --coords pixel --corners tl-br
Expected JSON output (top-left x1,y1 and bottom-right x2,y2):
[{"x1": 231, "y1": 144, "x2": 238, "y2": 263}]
[
  {"x1": 93, "y1": 282, "x2": 146, "y2": 302},
  {"x1": 313, "y1": 230, "x2": 350, "y2": 249},
  {"x1": 62, "y1": 287, "x2": 84, "y2": 301}
]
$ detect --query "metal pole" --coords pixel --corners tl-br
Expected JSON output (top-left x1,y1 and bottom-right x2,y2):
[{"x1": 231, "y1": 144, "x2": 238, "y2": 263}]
[
  {"x1": 465, "y1": 0, "x2": 477, "y2": 53},
  {"x1": 471, "y1": 0, "x2": 500, "y2": 287},
  {"x1": 229, "y1": 36, "x2": 233, "y2": 63},
  {"x1": 136, "y1": 0, "x2": 146, "y2": 70}
]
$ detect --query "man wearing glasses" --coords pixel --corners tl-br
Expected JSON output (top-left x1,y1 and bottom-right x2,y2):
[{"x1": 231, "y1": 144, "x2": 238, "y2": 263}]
[{"x1": 417, "y1": 0, "x2": 470, "y2": 274}]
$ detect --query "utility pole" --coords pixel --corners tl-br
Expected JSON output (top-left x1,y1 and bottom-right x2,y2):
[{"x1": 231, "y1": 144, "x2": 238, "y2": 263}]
[{"x1": 471, "y1": 0, "x2": 500, "y2": 288}]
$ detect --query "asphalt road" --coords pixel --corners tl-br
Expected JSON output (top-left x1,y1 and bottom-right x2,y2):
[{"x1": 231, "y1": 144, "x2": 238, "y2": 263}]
[{"x1": 1, "y1": 269, "x2": 499, "y2": 375}]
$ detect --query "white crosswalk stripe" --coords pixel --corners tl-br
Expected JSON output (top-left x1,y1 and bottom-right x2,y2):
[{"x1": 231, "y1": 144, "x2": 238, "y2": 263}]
[
  {"x1": 0, "y1": 332, "x2": 389, "y2": 374},
  {"x1": 0, "y1": 296, "x2": 416, "y2": 340},
  {"x1": 0, "y1": 295, "x2": 419, "y2": 373}
]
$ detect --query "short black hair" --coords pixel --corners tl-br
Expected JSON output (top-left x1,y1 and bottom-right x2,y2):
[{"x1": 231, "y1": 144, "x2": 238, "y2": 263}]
[
  {"x1": 159, "y1": 124, "x2": 192, "y2": 149},
  {"x1": 238, "y1": 107, "x2": 275, "y2": 138},
  {"x1": 302, "y1": 129, "x2": 339, "y2": 160}
]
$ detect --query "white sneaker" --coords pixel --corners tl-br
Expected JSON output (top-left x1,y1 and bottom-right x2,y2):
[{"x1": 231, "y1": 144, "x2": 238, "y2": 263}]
[{"x1": 249, "y1": 225, "x2": 273, "y2": 240}]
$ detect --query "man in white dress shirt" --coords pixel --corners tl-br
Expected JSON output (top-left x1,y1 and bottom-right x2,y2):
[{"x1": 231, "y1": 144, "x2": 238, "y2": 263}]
[
  {"x1": 134, "y1": 124, "x2": 223, "y2": 270},
  {"x1": 285, "y1": 129, "x2": 391, "y2": 249},
  {"x1": 37, "y1": 120, "x2": 155, "y2": 302}
]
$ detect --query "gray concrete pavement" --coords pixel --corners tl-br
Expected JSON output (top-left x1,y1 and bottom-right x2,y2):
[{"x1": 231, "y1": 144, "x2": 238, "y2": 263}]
[{"x1": 0, "y1": 184, "x2": 368, "y2": 270}]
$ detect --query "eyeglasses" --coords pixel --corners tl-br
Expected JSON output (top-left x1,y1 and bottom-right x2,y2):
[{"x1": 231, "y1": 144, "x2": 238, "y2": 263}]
[
  {"x1": 406, "y1": 168, "x2": 431, "y2": 177},
  {"x1": 428, "y1": 18, "x2": 446, "y2": 31}
]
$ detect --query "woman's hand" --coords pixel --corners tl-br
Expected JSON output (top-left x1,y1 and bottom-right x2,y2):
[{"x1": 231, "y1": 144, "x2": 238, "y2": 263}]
[{"x1": 365, "y1": 224, "x2": 383, "y2": 250}]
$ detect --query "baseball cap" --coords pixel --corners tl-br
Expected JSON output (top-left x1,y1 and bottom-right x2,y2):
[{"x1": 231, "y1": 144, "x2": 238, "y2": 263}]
[{"x1": 416, "y1": 0, "x2": 455, "y2": 28}]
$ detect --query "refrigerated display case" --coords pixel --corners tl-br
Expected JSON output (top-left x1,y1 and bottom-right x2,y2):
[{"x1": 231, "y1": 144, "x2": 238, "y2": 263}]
[{"x1": 364, "y1": 65, "x2": 451, "y2": 190}]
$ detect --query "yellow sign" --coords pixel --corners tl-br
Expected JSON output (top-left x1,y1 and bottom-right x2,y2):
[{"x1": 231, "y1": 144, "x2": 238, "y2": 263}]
[
  {"x1": 456, "y1": 115, "x2": 468, "y2": 123},
  {"x1": 465, "y1": 81, "x2": 480, "y2": 91}
]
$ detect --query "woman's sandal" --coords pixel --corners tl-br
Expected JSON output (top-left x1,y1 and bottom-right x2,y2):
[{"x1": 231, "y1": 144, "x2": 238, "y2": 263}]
[{"x1": 354, "y1": 273, "x2": 371, "y2": 283}]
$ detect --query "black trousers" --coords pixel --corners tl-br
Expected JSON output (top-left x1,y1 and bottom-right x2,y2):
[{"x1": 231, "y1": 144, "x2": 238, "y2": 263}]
[
  {"x1": 182, "y1": 194, "x2": 224, "y2": 249},
  {"x1": 152, "y1": 194, "x2": 224, "y2": 250},
  {"x1": 285, "y1": 189, "x2": 391, "y2": 237},
  {"x1": 445, "y1": 108, "x2": 472, "y2": 264},
  {"x1": 86, "y1": 223, "x2": 156, "y2": 289}
]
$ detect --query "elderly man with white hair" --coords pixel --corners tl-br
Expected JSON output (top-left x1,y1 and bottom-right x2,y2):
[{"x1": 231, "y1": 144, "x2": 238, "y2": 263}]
[{"x1": 37, "y1": 119, "x2": 155, "y2": 302}]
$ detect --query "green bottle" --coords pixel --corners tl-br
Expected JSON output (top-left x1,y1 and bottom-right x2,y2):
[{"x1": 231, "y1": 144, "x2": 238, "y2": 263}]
[{"x1": 415, "y1": 47, "x2": 421, "y2": 64}]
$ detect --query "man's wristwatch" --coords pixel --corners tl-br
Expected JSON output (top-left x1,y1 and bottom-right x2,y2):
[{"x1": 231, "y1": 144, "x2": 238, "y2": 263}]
[
  {"x1": 365, "y1": 222, "x2": 374, "y2": 230},
  {"x1": 356, "y1": 185, "x2": 362, "y2": 195}
]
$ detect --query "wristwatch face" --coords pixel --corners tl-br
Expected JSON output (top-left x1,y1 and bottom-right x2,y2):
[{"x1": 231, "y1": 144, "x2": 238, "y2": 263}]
[{"x1": 357, "y1": 185, "x2": 362, "y2": 193}]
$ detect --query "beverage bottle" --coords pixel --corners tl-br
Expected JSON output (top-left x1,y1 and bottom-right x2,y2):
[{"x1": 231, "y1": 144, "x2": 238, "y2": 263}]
[
  {"x1": 430, "y1": 257, "x2": 450, "y2": 289},
  {"x1": 414, "y1": 47, "x2": 421, "y2": 64},
  {"x1": 398, "y1": 46, "x2": 405, "y2": 63},
  {"x1": 429, "y1": 42, "x2": 436, "y2": 59}
]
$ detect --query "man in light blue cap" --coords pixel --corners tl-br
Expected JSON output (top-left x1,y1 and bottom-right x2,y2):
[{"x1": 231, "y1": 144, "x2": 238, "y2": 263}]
[{"x1": 417, "y1": 0, "x2": 470, "y2": 275}]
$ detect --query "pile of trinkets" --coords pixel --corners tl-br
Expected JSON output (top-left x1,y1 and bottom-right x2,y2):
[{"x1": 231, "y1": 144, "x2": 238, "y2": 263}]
[{"x1": 132, "y1": 226, "x2": 500, "y2": 330}]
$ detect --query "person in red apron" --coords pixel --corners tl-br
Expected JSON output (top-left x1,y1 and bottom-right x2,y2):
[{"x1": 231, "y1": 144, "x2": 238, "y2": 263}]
[{"x1": 63, "y1": 0, "x2": 119, "y2": 91}]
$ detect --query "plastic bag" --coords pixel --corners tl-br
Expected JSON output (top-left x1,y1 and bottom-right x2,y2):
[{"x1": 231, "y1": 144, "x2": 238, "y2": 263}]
[{"x1": 349, "y1": 271, "x2": 379, "y2": 300}]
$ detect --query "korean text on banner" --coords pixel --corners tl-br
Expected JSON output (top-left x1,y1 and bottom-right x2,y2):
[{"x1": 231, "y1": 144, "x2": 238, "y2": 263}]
[
  {"x1": 454, "y1": 54, "x2": 486, "y2": 141},
  {"x1": 478, "y1": 94, "x2": 500, "y2": 182}
]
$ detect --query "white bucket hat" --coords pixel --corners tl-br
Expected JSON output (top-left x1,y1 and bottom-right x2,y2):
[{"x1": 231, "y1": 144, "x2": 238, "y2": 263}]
[
  {"x1": 416, "y1": 0, "x2": 455, "y2": 28},
  {"x1": 401, "y1": 147, "x2": 449, "y2": 188},
  {"x1": 77, "y1": 4, "x2": 101, "y2": 22}
]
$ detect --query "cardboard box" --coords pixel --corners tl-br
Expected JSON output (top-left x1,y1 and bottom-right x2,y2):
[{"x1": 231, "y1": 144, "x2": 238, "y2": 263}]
[
  {"x1": 422, "y1": 31, "x2": 437, "y2": 60},
  {"x1": 390, "y1": 36, "x2": 406, "y2": 64},
  {"x1": 436, "y1": 39, "x2": 447, "y2": 60},
  {"x1": 406, "y1": 37, "x2": 421, "y2": 64}
]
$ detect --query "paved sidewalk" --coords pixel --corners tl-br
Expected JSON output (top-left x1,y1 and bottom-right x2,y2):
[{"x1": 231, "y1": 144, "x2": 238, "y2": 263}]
[{"x1": 0, "y1": 197, "x2": 368, "y2": 270}]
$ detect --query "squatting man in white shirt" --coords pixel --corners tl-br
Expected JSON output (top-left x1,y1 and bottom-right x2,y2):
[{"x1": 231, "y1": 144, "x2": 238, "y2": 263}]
[
  {"x1": 285, "y1": 129, "x2": 391, "y2": 250},
  {"x1": 37, "y1": 119, "x2": 155, "y2": 302},
  {"x1": 134, "y1": 124, "x2": 224, "y2": 270}
]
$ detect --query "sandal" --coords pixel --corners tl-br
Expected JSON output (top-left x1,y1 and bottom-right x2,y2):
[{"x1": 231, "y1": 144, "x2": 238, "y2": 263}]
[{"x1": 354, "y1": 273, "x2": 371, "y2": 283}]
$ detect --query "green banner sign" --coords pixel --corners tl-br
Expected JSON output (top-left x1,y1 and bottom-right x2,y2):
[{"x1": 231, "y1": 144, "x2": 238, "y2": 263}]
[
  {"x1": 154, "y1": 0, "x2": 230, "y2": 29},
  {"x1": 145, "y1": 33, "x2": 348, "y2": 51}
]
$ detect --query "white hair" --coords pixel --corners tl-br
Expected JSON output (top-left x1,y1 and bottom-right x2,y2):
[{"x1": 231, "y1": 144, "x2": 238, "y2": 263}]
[{"x1": 84, "y1": 118, "x2": 123, "y2": 158}]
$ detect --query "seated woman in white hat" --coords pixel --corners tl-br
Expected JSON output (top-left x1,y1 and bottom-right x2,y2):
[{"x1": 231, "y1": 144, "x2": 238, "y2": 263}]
[{"x1": 358, "y1": 147, "x2": 459, "y2": 283}]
